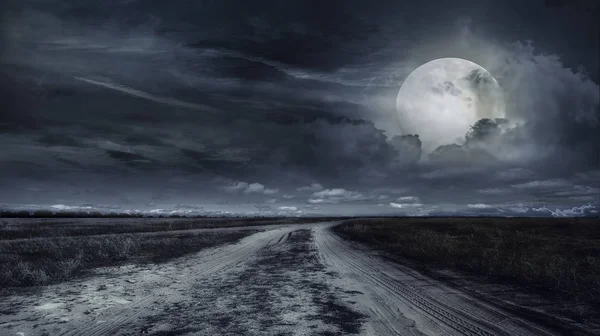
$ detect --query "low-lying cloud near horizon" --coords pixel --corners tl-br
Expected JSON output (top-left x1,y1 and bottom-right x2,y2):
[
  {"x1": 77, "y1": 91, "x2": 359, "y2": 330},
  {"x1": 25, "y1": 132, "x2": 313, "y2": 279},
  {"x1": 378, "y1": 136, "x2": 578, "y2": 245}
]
[{"x1": 0, "y1": 0, "x2": 598, "y2": 217}]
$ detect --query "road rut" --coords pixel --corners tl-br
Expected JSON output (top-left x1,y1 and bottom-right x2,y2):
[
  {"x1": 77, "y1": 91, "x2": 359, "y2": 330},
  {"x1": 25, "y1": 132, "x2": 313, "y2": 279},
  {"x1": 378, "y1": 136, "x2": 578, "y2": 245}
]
[{"x1": 1, "y1": 222, "x2": 558, "y2": 336}]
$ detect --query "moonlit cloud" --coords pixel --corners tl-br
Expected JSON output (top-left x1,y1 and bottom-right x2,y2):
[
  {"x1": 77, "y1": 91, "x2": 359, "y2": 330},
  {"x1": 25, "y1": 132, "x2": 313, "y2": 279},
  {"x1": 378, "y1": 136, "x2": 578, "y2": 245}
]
[{"x1": 0, "y1": 1, "x2": 597, "y2": 217}]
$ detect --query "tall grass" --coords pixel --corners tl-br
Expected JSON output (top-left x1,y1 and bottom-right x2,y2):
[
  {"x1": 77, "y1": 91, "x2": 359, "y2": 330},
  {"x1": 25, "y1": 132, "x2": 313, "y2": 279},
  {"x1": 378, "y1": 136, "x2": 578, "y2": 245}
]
[
  {"x1": 0, "y1": 230, "x2": 253, "y2": 289},
  {"x1": 334, "y1": 218, "x2": 600, "y2": 304}
]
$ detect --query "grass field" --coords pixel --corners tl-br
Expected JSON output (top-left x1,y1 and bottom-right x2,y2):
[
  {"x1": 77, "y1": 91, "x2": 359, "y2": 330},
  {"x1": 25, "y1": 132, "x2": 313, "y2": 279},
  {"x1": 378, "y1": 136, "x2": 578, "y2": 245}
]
[
  {"x1": 334, "y1": 217, "x2": 600, "y2": 306},
  {"x1": 0, "y1": 217, "x2": 302, "y2": 240},
  {"x1": 0, "y1": 218, "x2": 303, "y2": 289}
]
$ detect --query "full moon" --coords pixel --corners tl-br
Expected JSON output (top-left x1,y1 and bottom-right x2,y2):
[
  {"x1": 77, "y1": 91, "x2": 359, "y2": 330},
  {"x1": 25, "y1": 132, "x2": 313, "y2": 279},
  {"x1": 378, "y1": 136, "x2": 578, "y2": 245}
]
[{"x1": 396, "y1": 58, "x2": 505, "y2": 152}]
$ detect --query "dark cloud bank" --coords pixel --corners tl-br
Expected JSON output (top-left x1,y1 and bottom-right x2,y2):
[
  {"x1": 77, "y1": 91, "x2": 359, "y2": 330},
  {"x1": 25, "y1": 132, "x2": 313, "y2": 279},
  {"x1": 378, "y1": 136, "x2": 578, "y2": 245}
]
[{"x1": 0, "y1": 0, "x2": 598, "y2": 217}]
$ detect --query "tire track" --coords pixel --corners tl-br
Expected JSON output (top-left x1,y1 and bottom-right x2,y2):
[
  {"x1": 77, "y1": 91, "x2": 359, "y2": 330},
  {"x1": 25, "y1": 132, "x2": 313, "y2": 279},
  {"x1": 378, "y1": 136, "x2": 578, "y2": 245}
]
[
  {"x1": 313, "y1": 224, "x2": 556, "y2": 336},
  {"x1": 2, "y1": 221, "x2": 557, "y2": 336},
  {"x1": 137, "y1": 228, "x2": 365, "y2": 335},
  {"x1": 60, "y1": 227, "x2": 298, "y2": 336}
]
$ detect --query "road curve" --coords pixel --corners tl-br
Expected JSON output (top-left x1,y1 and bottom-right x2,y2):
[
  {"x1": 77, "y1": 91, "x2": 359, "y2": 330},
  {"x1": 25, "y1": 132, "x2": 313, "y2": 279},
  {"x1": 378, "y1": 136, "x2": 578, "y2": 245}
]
[
  {"x1": 1, "y1": 225, "x2": 302, "y2": 336},
  {"x1": 313, "y1": 223, "x2": 556, "y2": 336},
  {"x1": 61, "y1": 226, "x2": 301, "y2": 336},
  {"x1": 1, "y1": 221, "x2": 561, "y2": 336}
]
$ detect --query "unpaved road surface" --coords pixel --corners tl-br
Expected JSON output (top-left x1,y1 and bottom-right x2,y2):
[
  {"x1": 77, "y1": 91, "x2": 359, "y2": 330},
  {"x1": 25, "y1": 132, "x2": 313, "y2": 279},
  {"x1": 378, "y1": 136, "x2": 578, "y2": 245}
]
[{"x1": 1, "y1": 222, "x2": 558, "y2": 335}]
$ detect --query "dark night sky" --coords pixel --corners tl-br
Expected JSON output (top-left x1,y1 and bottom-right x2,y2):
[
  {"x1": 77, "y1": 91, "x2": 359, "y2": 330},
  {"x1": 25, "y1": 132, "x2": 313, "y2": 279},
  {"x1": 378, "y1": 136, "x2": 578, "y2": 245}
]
[{"x1": 1, "y1": 0, "x2": 598, "y2": 216}]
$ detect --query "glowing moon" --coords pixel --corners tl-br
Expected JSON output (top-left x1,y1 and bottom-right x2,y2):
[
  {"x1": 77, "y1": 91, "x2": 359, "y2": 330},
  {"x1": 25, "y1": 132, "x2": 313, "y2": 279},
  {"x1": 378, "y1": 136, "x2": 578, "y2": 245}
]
[{"x1": 396, "y1": 58, "x2": 505, "y2": 152}]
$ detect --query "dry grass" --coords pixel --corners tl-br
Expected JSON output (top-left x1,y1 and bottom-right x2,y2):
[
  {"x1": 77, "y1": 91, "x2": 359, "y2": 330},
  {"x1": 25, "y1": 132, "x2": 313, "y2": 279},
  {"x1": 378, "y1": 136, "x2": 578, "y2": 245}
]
[
  {"x1": 334, "y1": 217, "x2": 600, "y2": 304},
  {"x1": 0, "y1": 221, "x2": 256, "y2": 289},
  {"x1": 0, "y1": 217, "x2": 337, "y2": 289},
  {"x1": 0, "y1": 217, "x2": 299, "y2": 240}
]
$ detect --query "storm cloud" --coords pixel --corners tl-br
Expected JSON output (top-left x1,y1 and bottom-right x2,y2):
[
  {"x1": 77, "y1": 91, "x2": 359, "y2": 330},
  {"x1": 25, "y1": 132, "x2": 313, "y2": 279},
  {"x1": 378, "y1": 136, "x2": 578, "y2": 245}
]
[{"x1": 0, "y1": 0, "x2": 598, "y2": 216}]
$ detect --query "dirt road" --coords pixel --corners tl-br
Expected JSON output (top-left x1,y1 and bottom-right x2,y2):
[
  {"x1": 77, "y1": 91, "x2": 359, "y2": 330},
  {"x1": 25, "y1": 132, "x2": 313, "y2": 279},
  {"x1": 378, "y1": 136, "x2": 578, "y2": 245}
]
[{"x1": 1, "y1": 222, "x2": 558, "y2": 335}]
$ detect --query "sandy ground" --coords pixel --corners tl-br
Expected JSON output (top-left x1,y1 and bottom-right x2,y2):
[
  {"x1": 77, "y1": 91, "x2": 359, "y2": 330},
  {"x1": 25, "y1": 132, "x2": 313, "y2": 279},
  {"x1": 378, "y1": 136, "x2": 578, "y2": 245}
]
[{"x1": 1, "y1": 222, "x2": 562, "y2": 335}]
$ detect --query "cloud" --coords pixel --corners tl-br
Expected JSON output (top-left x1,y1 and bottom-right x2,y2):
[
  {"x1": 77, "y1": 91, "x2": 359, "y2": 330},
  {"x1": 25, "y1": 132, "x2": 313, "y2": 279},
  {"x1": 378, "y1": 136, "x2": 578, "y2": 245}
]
[
  {"x1": 180, "y1": 148, "x2": 249, "y2": 172},
  {"x1": 278, "y1": 206, "x2": 298, "y2": 212},
  {"x1": 372, "y1": 187, "x2": 410, "y2": 195},
  {"x1": 51, "y1": 204, "x2": 93, "y2": 211},
  {"x1": 106, "y1": 149, "x2": 153, "y2": 165},
  {"x1": 398, "y1": 39, "x2": 600, "y2": 171},
  {"x1": 531, "y1": 204, "x2": 598, "y2": 217},
  {"x1": 576, "y1": 170, "x2": 600, "y2": 182},
  {"x1": 74, "y1": 77, "x2": 220, "y2": 113},
  {"x1": 222, "y1": 181, "x2": 278, "y2": 195},
  {"x1": 553, "y1": 185, "x2": 599, "y2": 196},
  {"x1": 396, "y1": 196, "x2": 420, "y2": 202},
  {"x1": 511, "y1": 179, "x2": 571, "y2": 190},
  {"x1": 0, "y1": 3, "x2": 597, "y2": 217},
  {"x1": 301, "y1": 119, "x2": 397, "y2": 178},
  {"x1": 389, "y1": 202, "x2": 424, "y2": 209},
  {"x1": 477, "y1": 188, "x2": 512, "y2": 195},
  {"x1": 255, "y1": 204, "x2": 272, "y2": 212},
  {"x1": 313, "y1": 189, "x2": 349, "y2": 197},
  {"x1": 223, "y1": 181, "x2": 249, "y2": 193},
  {"x1": 151, "y1": 193, "x2": 171, "y2": 201},
  {"x1": 302, "y1": 204, "x2": 321, "y2": 211},
  {"x1": 174, "y1": 204, "x2": 204, "y2": 210},
  {"x1": 80, "y1": 204, "x2": 122, "y2": 210},
  {"x1": 427, "y1": 144, "x2": 494, "y2": 166},
  {"x1": 309, "y1": 188, "x2": 371, "y2": 204},
  {"x1": 420, "y1": 166, "x2": 483, "y2": 179},
  {"x1": 389, "y1": 134, "x2": 421, "y2": 166},
  {"x1": 244, "y1": 183, "x2": 265, "y2": 194},
  {"x1": 297, "y1": 183, "x2": 324, "y2": 192},
  {"x1": 495, "y1": 168, "x2": 535, "y2": 181},
  {"x1": 566, "y1": 196, "x2": 597, "y2": 202},
  {"x1": 142, "y1": 204, "x2": 208, "y2": 216},
  {"x1": 467, "y1": 203, "x2": 493, "y2": 209},
  {"x1": 36, "y1": 133, "x2": 88, "y2": 148},
  {"x1": 497, "y1": 42, "x2": 599, "y2": 125}
]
